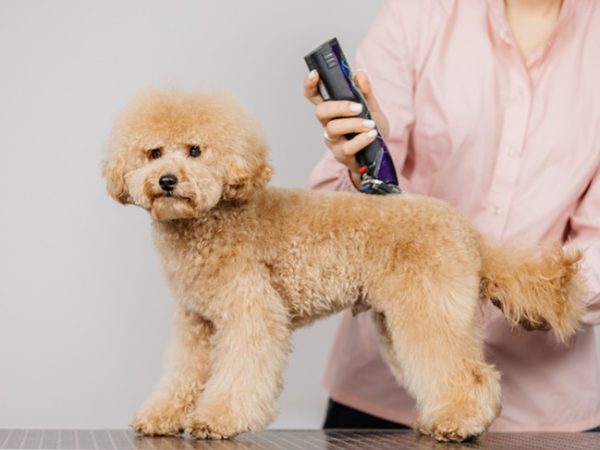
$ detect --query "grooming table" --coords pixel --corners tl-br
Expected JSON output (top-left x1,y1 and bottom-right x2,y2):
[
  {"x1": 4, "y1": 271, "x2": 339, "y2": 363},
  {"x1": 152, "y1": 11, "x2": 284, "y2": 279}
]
[{"x1": 1, "y1": 429, "x2": 598, "y2": 449}]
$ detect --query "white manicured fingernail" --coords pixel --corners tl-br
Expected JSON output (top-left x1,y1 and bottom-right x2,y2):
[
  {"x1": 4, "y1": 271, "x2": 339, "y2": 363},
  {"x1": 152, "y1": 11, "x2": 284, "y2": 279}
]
[
  {"x1": 362, "y1": 119, "x2": 375, "y2": 129},
  {"x1": 367, "y1": 129, "x2": 378, "y2": 138},
  {"x1": 349, "y1": 103, "x2": 363, "y2": 113},
  {"x1": 308, "y1": 70, "x2": 317, "y2": 80}
]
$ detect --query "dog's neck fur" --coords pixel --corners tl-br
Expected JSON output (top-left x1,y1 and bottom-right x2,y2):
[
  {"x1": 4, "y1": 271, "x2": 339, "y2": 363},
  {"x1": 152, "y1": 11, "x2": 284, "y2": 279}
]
[
  {"x1": 149, "y1": 193, "x2": 264, "y2": 318},
  {"x1": 158, "y1": 199, "x2": 247, "y2": 230},
  {"x1": 151, "y1": 192, "x2": 260, "y2": 245}
]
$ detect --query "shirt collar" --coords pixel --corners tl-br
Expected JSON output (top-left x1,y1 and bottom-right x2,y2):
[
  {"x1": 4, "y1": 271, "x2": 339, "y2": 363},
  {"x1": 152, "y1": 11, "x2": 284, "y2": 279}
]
[{"x1": 486, "y1": 0, "x2": 575, "y2": 63}]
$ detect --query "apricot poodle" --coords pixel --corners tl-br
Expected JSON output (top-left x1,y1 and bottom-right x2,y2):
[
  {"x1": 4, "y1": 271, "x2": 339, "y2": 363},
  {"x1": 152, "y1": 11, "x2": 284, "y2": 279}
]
[{"x1": 103, "y1": 88, "x2": 583, "y2": 442}]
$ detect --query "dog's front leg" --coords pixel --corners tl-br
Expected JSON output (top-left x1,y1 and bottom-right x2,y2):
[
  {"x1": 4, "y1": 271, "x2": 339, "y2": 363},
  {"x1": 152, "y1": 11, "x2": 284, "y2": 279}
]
[
  {"x1": 185, "y1": 278, "x2": 291, "y2": 439},
  {"x1": 132, "y1": 307, "x2": 212, "y2": 436}
]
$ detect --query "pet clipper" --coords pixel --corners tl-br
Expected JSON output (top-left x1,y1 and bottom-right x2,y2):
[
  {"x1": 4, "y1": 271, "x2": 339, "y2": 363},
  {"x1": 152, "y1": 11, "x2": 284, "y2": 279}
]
[{"x1": 305, "y1": 38, "x2": 402, "y2": 195}]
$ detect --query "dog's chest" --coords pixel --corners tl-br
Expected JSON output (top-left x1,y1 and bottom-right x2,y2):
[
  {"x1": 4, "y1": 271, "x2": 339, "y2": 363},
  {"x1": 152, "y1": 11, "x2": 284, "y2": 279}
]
[{"x1": 152, "y1": 223, "x2": 236, "y2": 309}]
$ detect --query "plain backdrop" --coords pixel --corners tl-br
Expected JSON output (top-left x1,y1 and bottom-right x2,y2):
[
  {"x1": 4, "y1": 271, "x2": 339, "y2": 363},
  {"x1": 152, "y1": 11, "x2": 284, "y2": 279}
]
[{"x1": 0, "y1": 0, "x2": 383, "y2": 429}]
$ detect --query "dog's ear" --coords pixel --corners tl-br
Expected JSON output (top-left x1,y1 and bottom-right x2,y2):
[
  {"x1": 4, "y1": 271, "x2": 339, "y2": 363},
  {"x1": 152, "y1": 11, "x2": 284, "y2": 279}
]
[
  {"x1": 102, "y1": 152, "x2": 131, "y2": 204},
  {"x1": 221, "y1": 159, "x2": 274, "y2": 202},
  {"x1": 221, "y1": 122, "x2": 274, "y2": 203}
]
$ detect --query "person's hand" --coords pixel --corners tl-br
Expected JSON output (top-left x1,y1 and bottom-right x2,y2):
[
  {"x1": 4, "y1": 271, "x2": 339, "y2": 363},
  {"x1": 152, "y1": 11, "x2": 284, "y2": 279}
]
[{"x1": 304, "y1": 70, "x2": 390, "y2": 188}]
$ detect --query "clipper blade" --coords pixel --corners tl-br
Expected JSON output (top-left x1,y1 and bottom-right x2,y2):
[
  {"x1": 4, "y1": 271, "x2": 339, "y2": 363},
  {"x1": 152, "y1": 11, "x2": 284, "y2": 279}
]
[{"x1": 359, "y1": 177, "x2": 403, "y2": 195}]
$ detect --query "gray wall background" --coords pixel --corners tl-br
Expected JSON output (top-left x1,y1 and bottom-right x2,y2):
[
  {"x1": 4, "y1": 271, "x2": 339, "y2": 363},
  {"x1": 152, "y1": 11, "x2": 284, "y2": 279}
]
[{"x1": 0, "y1": 0, "x2": 382, "y2": 429}]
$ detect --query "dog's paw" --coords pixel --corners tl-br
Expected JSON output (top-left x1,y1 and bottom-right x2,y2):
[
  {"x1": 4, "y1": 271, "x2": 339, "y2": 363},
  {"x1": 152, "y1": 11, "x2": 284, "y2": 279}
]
[
  {"x1": 186, "y1": 421, "x2": 233, "y2": 440},
  {"x1": 416, "y1": 363, "x2": 501, "y2": 443},
  {"x1": 131, "y1": 400, "x2": 188, "y2": 436},
  {"x1": 185, "y1": 403, "x2": 249, "y2": 440},
  {"x1": 417, "y1": 419, "x2": 485, "y2": 443},
  {"x1": 415, "y1": 397, "x2": 498, "y2": 443}
]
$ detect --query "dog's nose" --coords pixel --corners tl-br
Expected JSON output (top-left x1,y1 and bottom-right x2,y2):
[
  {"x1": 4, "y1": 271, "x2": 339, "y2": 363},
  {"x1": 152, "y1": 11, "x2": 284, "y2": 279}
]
[{"x1": 159, "y1": 174, "x2": 178, "y2": 192}]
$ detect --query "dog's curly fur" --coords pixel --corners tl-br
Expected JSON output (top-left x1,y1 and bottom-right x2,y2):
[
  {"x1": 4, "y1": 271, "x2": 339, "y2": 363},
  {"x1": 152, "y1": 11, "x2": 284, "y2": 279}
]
[{"x1": 103, "y1": 88, "x2": 584, "y2": 442}]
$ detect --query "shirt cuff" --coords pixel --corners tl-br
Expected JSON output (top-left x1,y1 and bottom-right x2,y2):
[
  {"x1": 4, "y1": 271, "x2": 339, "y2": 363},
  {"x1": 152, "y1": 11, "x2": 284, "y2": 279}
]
[{"x1": 340, "y1": 169, "x2": 361, "y2": 192}]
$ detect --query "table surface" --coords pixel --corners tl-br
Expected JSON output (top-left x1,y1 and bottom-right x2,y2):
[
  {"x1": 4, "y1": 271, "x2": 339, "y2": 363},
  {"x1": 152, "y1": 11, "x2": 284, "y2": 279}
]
[{"x1": 1, "y1": 429, "x2": 599, "y2": 450}]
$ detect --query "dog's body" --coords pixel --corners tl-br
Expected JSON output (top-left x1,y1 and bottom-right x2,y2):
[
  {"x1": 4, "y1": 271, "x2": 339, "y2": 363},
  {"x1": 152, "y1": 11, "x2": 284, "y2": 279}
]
[
  {"x1": 104, "y1": 89, "x2": 583, "y2": 442},
  {"x1": 155, "y1": 187, "x2": 478, "y2": 328}
]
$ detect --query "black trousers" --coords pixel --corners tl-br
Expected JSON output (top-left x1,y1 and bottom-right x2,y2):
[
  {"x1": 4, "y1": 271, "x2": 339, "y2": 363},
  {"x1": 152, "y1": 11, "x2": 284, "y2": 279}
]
[
  {"x1": 323, "y1": 399, "x2": 600, "y2": 432},
  {"x1": 323, "y1": 399, "x2": 410, "y2": 429}
]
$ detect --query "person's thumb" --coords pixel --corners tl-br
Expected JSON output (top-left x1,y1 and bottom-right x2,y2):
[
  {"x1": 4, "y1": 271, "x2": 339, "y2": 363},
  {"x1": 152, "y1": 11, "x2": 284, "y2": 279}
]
[{"x1": 354, "y1": 70, "x2": 389, "y2": 139}]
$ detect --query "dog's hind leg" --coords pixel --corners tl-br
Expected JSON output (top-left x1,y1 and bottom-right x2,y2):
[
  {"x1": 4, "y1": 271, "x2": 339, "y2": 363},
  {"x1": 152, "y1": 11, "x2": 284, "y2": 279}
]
[
  {"x1": 185, "y1": 273, "x2": 292, "y2": 439},
  {"x1": 371, "y1": 273, "x2": 501, "y2": 442},
  {"x1": 132, "y1": 307, "x2": 213, "y2": 436},
  {"x1": 372, "y1": 311, "x2": 405, "y2": 385}
]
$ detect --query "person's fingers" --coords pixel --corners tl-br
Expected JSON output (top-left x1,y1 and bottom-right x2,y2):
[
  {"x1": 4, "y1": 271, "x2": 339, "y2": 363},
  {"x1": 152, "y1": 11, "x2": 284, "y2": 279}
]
[
  {"x1": 323, "y1": 128, "x2": 335, "y2": 142},
  {"x1": 354, "y1": 70, "x2": 390, "y2": 139},
  {"x1": 325, "y1": 117, "x2": 376, "y2": 140},
  {"x1": 307, "y1": 69, "x2": 385, "y2": 180},
  {"x1": 326, "y1": 129, "x2": 377, "y2": 182},
  {"x1": 328, "y1": 142, "x2": 361, "y2": 173},
  {"x1": 304, "y1": 70, "x2": 323, "y2": 105},
  {"x1": 354, "y1": 70, "x2": 382, "y2": 115},
  {"x1": 315, "y1": 101, "x2": 364, "y2": 126},
  {"x1": 338, "y1": 129, "x2": 378, "y2": 158}
]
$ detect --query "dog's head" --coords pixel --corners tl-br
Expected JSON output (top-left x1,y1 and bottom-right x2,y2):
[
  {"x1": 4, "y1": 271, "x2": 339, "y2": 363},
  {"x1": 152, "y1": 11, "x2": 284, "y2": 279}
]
[{"x1": 102, "y1": 88, "x2": 273, "y2": 221}]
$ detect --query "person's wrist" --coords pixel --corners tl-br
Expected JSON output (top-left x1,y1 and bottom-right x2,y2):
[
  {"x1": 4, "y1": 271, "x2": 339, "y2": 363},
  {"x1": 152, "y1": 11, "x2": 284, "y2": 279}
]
[{"x1": 348, "y1": 170, "x2": 362, "y2": 191}]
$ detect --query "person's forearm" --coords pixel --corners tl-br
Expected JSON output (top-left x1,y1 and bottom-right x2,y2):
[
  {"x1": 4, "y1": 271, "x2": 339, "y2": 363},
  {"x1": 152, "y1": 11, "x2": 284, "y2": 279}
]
[{"x1": 564, "y1": 239, "x2": 600, "y2": 326}]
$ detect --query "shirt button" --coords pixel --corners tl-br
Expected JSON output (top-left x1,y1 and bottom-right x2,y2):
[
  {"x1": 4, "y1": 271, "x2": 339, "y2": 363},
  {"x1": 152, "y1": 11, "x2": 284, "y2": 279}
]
[{"x1": 493, "y1": 206, "x2": 502, "y2": 216}]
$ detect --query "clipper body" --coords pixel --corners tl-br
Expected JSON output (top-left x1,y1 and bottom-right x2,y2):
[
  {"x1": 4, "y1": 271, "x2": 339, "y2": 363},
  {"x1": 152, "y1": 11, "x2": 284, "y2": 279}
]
[{"x1": 305, "y1": 38, "x2": 402, "y2": 195}]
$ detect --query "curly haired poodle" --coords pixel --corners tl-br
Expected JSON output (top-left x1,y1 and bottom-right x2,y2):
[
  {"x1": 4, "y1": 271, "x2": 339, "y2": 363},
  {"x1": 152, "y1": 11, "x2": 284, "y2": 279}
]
[{"x1": 103, "y1": 88, "x2": 583, "y2": 442}]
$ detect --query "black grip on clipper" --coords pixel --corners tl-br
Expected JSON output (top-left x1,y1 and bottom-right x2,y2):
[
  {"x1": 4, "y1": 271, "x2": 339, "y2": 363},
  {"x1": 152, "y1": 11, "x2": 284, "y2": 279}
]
[{"x1": 304, "y1": 40, "x2": 380, "y2": 175}]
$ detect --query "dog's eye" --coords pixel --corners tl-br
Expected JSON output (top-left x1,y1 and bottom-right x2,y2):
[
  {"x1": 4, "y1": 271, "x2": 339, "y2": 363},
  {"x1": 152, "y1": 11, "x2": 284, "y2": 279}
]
[
  {"x1": 189, "y1": 145, "x2": 202, "y2": 158},
  {"x1": 149, "y1": 148, "x2": 162, "y2": 160}
]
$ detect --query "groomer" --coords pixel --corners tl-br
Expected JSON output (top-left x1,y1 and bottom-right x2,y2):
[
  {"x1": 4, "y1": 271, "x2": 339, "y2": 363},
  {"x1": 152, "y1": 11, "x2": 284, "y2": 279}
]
[{"x1": 305, "y1": 0, "x2": 600, "y2": 432}]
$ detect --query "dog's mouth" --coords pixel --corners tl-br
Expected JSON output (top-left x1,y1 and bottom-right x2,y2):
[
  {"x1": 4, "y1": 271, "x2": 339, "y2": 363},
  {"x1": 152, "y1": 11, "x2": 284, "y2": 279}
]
[
  {"x1": 157, "y1": 192, "x2": 193, "y2": 203},
  {"x1": 144, "y1": 178, "x2": 195, "y2": 202},
  {"x1": 152, "y1": 190, "x2": 197, "y2": 208},
  {"x1": 161, "y1": 191, "x2": 188, "y2": 201},
  {"x1": 137, "y1": 172, "x2": 222, "y2": 221},
  {"x1": 157, "y1": 191, "x2": 195, "y2": 203},
  {"x1": 151, "y1": 195, "x2": 198, "y2": 221},
  {"x1": 141, "y1": 177, "x2": 200, "y2": 220}
]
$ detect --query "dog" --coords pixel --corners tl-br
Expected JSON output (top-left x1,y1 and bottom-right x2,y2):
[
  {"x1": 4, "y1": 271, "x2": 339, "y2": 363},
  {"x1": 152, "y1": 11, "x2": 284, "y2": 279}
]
[{"x1": 102, "y1": 88, "x2": 583, "y2": 442}]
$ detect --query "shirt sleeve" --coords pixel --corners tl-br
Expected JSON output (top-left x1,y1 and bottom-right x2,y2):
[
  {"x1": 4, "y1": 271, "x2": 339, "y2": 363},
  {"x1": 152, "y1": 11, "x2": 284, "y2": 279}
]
[
  {"x1": 308, "y1": 0, "x2": 415, "y2": 192},
  {"x1": 566, "y1": 164, "x2": 600, "y2": 326}
]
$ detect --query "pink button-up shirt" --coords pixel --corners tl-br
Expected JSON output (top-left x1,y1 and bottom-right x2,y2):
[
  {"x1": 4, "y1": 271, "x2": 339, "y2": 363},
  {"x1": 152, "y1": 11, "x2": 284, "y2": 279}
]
[{"x1": 308, "y1": 0, "x2": 600, "y2": 431}]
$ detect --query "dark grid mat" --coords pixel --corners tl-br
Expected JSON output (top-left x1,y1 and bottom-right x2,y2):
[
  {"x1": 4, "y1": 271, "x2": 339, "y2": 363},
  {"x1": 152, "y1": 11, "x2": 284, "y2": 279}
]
[{"x1": 0, "y1": 429, "x2": 598, "y2": 450}]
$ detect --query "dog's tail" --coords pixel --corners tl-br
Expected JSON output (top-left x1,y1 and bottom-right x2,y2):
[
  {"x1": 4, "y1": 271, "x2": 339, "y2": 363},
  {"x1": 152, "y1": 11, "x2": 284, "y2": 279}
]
[{"x1": 477, "y1": 237, "x2": 584, "y2": 342}]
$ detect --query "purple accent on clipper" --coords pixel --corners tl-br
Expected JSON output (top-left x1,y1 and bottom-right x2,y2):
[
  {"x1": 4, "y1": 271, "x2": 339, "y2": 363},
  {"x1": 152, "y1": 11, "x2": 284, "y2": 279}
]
[
  {"x1": 305, "y1": 38, "x2": 402, "y2": 195},
  {"x1": 375, "y1": 136, "x2": 399, "y2": 185}
]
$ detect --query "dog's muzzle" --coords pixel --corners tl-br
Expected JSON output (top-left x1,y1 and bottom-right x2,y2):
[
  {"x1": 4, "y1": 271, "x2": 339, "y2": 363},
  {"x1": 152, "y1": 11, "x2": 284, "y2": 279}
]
[{"x1": 159, "y1": 174, "x2": 178, "y2": 193}]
